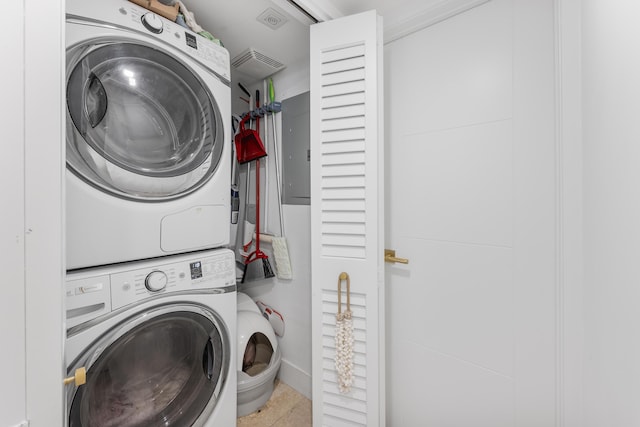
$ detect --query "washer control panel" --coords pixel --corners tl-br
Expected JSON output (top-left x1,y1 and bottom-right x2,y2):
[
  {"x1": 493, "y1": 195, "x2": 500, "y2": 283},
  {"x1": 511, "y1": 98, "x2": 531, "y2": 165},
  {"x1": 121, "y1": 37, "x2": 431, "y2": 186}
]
[
  {"x1": 65, "y1": 249, "x2": 235, "y2": 328},
  {"x1": 110, "y1": 249, "x2": 235, "y2": 310}
]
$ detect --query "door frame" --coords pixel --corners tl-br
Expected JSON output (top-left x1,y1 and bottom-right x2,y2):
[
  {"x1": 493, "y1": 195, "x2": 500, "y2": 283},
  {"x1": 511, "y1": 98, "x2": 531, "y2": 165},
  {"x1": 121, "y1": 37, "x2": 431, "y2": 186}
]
[{"x1": 24, "y1": 0, "x2": 65, "y2": 425}]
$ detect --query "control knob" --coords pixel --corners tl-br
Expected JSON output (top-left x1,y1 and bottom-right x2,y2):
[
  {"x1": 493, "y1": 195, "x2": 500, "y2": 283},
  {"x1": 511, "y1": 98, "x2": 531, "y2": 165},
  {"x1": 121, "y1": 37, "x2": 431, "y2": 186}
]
[
  {"x1": 141, "y1": 12, "x2": 163, "y2": 34},
  {"x1": 145, "y1": 271, "x2": 168, "y2": 292}
]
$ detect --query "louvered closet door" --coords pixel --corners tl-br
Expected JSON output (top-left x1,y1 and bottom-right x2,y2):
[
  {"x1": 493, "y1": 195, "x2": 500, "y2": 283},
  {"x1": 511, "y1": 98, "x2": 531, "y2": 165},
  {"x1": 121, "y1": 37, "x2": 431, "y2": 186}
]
[{"x1": 310, "y1": 11, "x2": 385, "y2": 427}]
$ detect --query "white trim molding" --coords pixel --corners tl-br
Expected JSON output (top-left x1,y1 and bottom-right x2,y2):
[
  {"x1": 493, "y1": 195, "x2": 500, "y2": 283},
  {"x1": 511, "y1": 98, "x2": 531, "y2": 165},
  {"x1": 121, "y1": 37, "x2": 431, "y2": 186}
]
[
  {"x1": 384, "y1": 0, "x2": 491, "y2": 44},
  {"x1": 554, "y1": 0, "x2": 584, "y2": 426},
  {"x1": 24, "y1": 0, "x2": 65, "y2": 426}
]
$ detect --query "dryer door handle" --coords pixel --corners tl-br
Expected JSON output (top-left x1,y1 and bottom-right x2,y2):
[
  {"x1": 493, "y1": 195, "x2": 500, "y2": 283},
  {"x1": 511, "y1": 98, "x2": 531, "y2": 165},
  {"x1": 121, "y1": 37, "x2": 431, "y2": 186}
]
[
  {"x1": 85, "y1": 72, "x2": 108, "y2": 129},
  {"x1": 203, "y1": 338, "x2": 214, "y2": 380}
]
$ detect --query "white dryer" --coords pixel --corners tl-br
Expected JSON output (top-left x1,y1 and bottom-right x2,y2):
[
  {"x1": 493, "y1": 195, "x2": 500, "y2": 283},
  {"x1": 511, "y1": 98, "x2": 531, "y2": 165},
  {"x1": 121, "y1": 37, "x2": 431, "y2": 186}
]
[
  {"x1": 65, "y1": 248, "x2": 236, "y2": 427},
  {"x1": 65, "y1": 0, "x2": 231, "y2": 269}
]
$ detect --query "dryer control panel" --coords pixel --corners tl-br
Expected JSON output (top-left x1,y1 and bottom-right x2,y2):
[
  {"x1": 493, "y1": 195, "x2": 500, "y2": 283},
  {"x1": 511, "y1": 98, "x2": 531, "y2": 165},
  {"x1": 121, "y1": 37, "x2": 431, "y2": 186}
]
[
  {"x1": 65, "y1": 248, "x2": 235, "y2": 329},
  {"x1": 67, "y1": 0, "x2": 231, "y2": 82}
]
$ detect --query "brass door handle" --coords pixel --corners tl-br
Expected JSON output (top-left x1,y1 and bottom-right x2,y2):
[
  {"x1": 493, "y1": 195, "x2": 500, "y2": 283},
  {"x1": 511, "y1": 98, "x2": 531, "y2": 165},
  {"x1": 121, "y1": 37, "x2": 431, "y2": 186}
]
[
  {"x1": 64, "y1": 367, "x2": 86, "y2": 387},
  {"x1": 385, "y1": 249, "x2": 409, "y2": 264}
]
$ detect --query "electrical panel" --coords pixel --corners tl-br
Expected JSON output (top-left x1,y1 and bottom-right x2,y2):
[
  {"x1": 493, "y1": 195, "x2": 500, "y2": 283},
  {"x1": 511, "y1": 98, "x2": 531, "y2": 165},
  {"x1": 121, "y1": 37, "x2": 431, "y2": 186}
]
[{"x1": 282, "y1": 91, "x2": 310, "y2": 205}]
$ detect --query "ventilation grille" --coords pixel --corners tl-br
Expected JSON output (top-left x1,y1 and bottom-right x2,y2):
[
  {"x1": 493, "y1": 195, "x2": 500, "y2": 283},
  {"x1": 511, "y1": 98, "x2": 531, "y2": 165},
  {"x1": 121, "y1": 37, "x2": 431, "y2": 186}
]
[
  {"x1": 256, "y1": 7, "x2": 288, "y2": 30},
  {"x1": 231, "y1": 48, "x2": 286, "y2": 80},
  {"x1": 319, "y1": 44, "x2": 367, "y2": 259},
  {"x1": 321, "y1": 289, "x2": 368, "y2": 426}
]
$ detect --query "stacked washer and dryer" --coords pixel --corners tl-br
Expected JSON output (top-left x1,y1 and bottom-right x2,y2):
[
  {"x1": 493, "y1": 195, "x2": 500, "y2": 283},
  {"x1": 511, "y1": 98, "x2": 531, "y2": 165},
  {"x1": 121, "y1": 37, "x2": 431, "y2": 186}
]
[{"x1": 64, "y1": 0, "x2": 236, "y2": 425}]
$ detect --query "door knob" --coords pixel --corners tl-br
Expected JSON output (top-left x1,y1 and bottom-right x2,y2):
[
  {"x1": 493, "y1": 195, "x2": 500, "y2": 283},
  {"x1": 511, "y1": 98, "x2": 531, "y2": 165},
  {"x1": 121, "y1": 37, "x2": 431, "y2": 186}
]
[{"x1": 384, "y1": 249, "x2": 409, "y2": 264}]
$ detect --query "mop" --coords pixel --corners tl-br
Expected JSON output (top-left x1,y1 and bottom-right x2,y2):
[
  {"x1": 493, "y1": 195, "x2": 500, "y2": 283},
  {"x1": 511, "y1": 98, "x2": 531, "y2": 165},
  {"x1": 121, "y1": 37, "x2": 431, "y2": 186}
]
[{"x1": 264, "y1": 79, "x2": 293, "y2": 279}]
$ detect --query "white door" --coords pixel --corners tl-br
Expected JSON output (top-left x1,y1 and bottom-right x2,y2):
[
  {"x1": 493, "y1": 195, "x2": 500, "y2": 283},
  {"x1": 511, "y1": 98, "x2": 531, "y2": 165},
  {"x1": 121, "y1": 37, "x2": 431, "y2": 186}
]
[
  {"x1": 310, "y1": 10, "x2": 385, "y2": 427},
  {"x1": 385, "y1": 0, "x2": 558, "y2": 426}
]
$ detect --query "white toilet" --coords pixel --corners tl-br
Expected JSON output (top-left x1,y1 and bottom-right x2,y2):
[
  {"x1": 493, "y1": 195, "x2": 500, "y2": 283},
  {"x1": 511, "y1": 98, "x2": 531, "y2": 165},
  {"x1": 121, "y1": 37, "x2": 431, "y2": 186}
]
[{"x1": 237, "y1": 292, "x2": 282, "y2": 417}]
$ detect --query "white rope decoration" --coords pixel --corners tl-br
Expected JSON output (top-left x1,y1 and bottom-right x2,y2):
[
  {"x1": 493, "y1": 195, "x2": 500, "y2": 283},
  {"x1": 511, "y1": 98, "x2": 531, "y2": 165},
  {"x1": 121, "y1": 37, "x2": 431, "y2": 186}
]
[{"x1": 335, "y1": 273, "x2": 354, "y2": 393}]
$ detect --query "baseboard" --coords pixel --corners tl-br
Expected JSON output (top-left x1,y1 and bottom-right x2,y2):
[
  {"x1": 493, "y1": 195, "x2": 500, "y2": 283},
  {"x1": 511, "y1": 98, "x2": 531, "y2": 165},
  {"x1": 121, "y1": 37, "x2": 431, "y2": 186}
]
[{"x1": 278, "y1": 358, "x2": 312, "y2": 400}]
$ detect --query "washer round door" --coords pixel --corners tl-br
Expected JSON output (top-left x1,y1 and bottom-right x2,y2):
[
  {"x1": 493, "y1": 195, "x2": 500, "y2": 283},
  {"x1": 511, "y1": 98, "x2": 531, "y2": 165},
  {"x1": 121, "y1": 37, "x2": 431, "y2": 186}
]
[
  {"x1": 67, "y1": 304, "x2": 230, "y2": 427},
  {"x1": 66, "y1": 39, "x2": 224, "y2": 201}
]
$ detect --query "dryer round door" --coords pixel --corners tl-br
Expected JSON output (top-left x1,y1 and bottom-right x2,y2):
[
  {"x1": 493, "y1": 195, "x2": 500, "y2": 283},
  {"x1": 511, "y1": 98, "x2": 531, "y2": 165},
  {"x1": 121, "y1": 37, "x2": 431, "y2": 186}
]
[
  {"x1": 66, "y1": 39, "x2": 224, "y2": 201},
  {"x1": 66, "y1": 303, "x2": 230, "y2": 427}
]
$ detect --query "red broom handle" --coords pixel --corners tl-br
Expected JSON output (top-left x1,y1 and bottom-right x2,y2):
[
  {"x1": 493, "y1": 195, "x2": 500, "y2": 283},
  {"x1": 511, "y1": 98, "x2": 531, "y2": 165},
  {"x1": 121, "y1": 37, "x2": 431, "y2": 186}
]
[
  {"x1": 255, "y1": 91, "x2": 261, "y2": 252},
  {"x1": 255, "y1": 158, "x2": 260, "y2": 252}
]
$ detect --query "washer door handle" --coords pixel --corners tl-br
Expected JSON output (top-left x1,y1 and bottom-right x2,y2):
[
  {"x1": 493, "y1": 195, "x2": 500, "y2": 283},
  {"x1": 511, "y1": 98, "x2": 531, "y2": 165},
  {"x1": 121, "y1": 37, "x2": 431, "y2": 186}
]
[
  {"x1": 203, "y1": 338, "x2": 214, "y2": 380},
  {"x1": 63, "y1": 367, "x2": 86, "y2": 387}
]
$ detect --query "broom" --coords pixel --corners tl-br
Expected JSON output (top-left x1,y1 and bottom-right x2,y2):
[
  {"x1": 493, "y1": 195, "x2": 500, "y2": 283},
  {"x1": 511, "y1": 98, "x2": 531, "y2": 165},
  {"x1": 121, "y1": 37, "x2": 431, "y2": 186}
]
[{"x1": 242, "y1": 91, "x2": 275, "y2": 282}]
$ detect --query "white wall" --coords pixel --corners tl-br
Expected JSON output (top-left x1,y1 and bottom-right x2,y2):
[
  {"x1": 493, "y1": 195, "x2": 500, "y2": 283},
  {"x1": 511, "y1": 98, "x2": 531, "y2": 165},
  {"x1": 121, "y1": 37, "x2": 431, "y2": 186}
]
[
  {"x1": 232, "y1": 58, "x2": 313, "y2": 398},
  {"x1": 583, "y1": 1, "x2": 640, "y2": 425}
]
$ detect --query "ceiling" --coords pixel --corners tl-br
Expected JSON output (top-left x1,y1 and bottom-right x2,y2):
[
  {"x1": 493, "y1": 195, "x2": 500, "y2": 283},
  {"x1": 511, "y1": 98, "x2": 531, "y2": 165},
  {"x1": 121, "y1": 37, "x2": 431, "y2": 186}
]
[{"x1": 184, "y1": 0, "x2": 446, "y2": 84}]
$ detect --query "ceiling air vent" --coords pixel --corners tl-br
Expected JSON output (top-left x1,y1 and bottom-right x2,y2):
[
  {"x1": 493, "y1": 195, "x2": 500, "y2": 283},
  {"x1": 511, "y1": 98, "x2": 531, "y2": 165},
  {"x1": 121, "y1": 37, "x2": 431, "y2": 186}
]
[
  {"x1": 231, "y1": 48, "x2": 286, "y2": 80},
  {"x1": 257, "y1": 8, "x2": 288, "y2": 30}
]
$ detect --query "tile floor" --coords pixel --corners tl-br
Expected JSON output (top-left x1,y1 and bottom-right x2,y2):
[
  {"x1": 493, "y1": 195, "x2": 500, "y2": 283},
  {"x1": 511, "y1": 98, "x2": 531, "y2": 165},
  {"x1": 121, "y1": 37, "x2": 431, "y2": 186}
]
[{"x1": 237, "y1": 380, "x2": 311, "y2": 427}]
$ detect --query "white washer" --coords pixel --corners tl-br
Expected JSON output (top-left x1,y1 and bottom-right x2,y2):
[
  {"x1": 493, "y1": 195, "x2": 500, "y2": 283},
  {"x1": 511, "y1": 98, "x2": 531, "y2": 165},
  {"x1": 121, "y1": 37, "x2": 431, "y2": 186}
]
[
  {"x1": 65, "y1": 248, "x2": 236, "y2": 427},
  {"x1": 65, "y1": 0, "x2": 231, "y2": 270}
]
